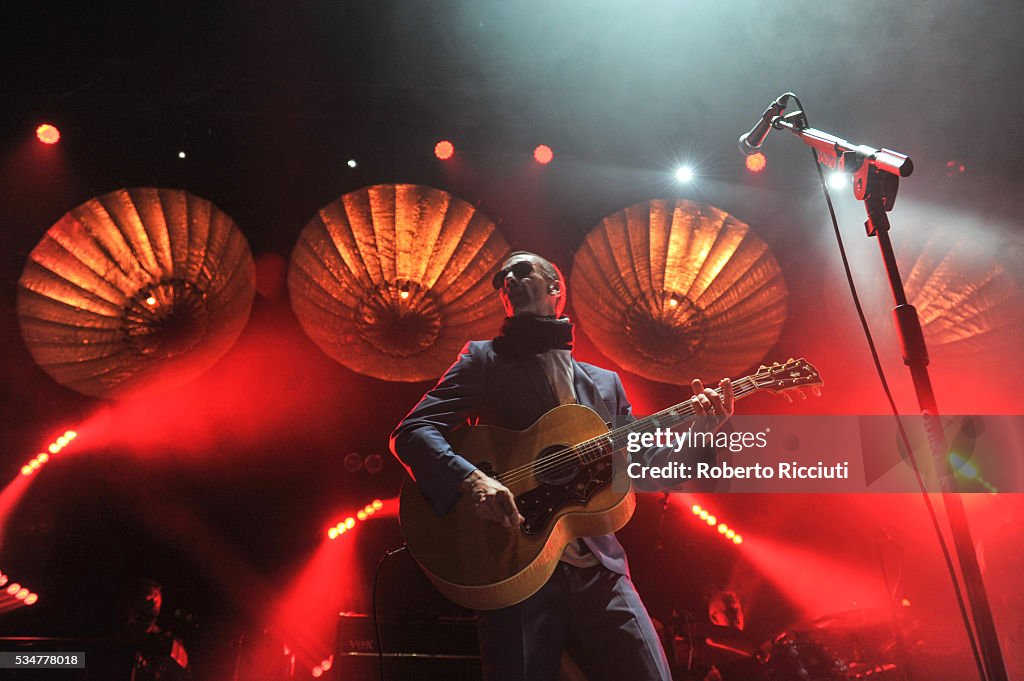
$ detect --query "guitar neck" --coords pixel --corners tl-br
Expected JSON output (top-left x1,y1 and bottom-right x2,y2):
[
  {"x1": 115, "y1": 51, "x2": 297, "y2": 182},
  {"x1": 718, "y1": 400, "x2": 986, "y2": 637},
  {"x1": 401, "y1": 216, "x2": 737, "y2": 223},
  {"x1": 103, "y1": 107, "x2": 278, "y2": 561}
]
[{"x1": 577, "y1": 376, "x2": 761, "y2": 464}]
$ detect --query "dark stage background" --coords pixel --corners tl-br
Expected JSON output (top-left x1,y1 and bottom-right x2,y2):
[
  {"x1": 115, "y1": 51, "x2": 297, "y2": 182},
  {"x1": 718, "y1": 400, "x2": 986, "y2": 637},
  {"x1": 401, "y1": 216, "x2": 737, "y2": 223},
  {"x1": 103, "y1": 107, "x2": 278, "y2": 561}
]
[{"x1": 1, "y1": 2, "x2": 1023, "y2": 679}]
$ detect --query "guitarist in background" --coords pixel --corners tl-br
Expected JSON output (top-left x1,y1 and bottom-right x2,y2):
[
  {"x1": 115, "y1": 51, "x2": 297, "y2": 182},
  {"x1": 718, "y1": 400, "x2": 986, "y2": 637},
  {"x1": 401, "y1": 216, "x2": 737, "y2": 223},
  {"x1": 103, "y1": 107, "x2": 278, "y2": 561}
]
[{"x1": 391, "y1": 251, "x2": 733, "y2": 681}]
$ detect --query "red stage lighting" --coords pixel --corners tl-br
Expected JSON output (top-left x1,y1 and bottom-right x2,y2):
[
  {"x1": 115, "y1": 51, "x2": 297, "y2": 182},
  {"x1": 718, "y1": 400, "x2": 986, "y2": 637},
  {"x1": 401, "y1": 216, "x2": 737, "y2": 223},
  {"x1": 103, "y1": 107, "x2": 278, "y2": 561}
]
[
  {"x1": 745, "y1": 152, "x2": 767, "y2": 173},
  {"x1": 434, "y1": 140, "x2": 455, "y2": 160},
  {"x1": 533, "y1": 144, "x2": 554, "y2": 165},
  {"x1": 24, "y1": 593, "x2": 38, "y2": 605},
  {"x1": 6, "y1": 584, "x2": 19, "y2": 595},
  {"x1": 36, "y1": 124, "x2": 60, "y2": 145}
]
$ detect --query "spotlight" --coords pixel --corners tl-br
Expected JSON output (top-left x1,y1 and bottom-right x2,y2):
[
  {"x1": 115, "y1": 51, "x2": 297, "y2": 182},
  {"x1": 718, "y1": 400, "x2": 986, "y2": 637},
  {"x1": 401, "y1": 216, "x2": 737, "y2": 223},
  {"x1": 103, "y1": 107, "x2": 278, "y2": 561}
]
[
  {"x1": 0, "y1": 575, "x2": 6, "y2": 587},
  {"x1": 691, "y1": 504, "x2": 701, "y2": 514},
  {"x1": 177, "y1": 151, "x2": 187, "y2": 159},
  {"x1": 15, "y1": 588, "x2": 29, "y2": 600},
  {"x1": 745, "y1": 153, "x2": 767, "y2": 173},
  {"x1": 6, "y1": 584, "x2": 20, "y2": 595},
  {"x1": 828, "y1": 173, "x2": 848, "y2": 190},
  {"x1": 533, "y1": 144, "x2": 554, "y2": 165},
  {"x1": 675, "y1": 166, "x2": 694, "y2": 183},
  {"x1": 343, "y1": 452, "x2": 363, "y2": 473},
  {"x1": 36, "y1": 124, "x2": 60, "y2": 145},
  {"x1": 357, "y1": 510, "x2": 367, "y2": 521},
  {"x1": 20, "y1": 465, "x2": 32, "y2": 476},
  {"x1": 364, "y1": 453, "x2": 383, "y2": 475},
  {"x1": 328, "y1": 527, "x2": 339, "y2": 539},
  {"x1": 24, "y1": 594, "x2": 38, "y2": 605},
  {"x1": 347, "y1": 159, "x2": 358, "y2": 169},
  {"x1": 372, "y1": 499, "x2": 383, "y2": 510},
  {"x1": 434, "y1": 140, "x2": 455, "y2": 161},
  {"x1": 344, "y1": 518, "x2": 355, "y2": 529}
]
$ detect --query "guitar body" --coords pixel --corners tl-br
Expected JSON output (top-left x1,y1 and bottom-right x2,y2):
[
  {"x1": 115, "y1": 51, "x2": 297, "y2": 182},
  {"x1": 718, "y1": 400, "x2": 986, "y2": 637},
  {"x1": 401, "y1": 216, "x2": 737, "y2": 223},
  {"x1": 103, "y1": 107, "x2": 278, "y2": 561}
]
[{"x1": 399, "y1": 404, "x2": 635, "y2": 611}]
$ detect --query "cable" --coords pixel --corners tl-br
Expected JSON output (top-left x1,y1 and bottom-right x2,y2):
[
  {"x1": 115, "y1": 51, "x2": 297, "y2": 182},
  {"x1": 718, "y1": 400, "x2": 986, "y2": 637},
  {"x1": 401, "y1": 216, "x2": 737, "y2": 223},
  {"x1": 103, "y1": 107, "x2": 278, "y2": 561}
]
[
  {"x1": 372, "y1": 544, "x2": 408, "y2": 681},
  {"x1": 792, "y1": 94, "x2": 987, "y2": 681}
]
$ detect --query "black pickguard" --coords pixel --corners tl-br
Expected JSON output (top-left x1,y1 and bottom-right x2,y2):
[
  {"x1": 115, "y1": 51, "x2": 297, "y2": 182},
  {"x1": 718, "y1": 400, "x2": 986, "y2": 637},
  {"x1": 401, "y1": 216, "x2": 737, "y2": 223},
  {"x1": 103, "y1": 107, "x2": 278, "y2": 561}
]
[{"x1": 514, "y1": 453, "x2": 615, "y2": 536}]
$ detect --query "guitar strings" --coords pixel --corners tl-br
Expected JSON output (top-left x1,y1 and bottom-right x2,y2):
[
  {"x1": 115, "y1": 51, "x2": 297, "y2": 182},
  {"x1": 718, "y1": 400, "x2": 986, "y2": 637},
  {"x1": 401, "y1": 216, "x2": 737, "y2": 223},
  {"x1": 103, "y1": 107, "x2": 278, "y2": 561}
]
[
  {"x1": 497, "y1": 379, "x2": 761, "y2": 491},
  {"x1": 499, "y1": 380, "x2": 757, "y2": 487}
]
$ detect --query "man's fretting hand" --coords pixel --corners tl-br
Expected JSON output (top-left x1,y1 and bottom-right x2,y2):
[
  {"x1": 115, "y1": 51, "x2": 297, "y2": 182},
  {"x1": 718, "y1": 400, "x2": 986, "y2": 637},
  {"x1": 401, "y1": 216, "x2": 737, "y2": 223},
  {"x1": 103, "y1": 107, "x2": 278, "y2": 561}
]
[
  {"x1": 690, "y1": 377, "x2": 734, "y2": 431},
  {"x1": 461, "y1": 469, "x2": 524, "y2": 528}
]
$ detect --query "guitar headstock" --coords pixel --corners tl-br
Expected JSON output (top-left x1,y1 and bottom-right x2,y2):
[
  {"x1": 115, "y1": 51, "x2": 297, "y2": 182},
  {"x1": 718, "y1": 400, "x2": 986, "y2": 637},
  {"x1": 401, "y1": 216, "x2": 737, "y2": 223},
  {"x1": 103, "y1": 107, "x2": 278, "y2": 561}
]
[{"x1": 750, "y1": 358, "x2": 823, "y2": 401}]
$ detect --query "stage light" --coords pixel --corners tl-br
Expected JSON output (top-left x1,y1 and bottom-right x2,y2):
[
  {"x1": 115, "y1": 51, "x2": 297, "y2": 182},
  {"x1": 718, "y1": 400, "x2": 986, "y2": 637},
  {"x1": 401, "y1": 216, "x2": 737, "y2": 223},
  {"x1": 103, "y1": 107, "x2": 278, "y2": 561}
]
[
  {"x1": 344, "y1": 518, "x2": 355, "y2": 529},
  {"x1": 372, "y1": 499, "x2": 383, "y2": 510},
  {"x1": 312, "y1": 666, "x2": 323, "y2": 677},
  {"x1": 688, "y1": 503, "x2": 745, "y2": 547},
  {"x1": 745, "y1": 153, "x2": 767, "y2": 173},
  {"x1": 357, "y1": 510, "x2": 367, "y2": 521},
  {"x1": 20, "y1": 465, "x2": 32, "y2": 476},
  {"x1": 828, "y1": 173, "x2": 848, "y2": 190},
  {"x1": 15, "y1": 588, "x2": 28, "y2": 600},
  {"x1": 343, "y1": 452, "x2": 363, "y2": 473},
  {"x1": 347, "y1": 159, "x2": 357, "y2": 168},
  {"x1": 36, "y1": 124, "x2": 60, "y2": 145},
  {"x1": 321, "y1": 656, "x2": 333, "y2": 671},
  {"x1": 675, "y1": 166, "x2": 694, "y2": 183},
  {"x1": 363, "y1": 504, "x2": 375, "y2": 515},
  {"x1": 24, "y1": 594, "x2": 38, "y2": 605},
  {"x1": 6, "y1": 584, "x2": 19, "y2": 595},
  {"x1": 48, "y1": 443, "x2": 60, "y2": 454},
  {"x1": 0, "y1": 575, "x2": 6, "y2": 587},
  {"x1": 533, "y1": 145, "x2": 554, "y2": 165},
  {"x1": 65, "y1": 430, "x2": 77, "y2": 439},
  {"x1": 178, "y1": 151, "x2": 186, "y2": 159},
  {"x1": 327, "y1": 527, "x2": 339, "y2": 539},
  {"x1": 364, "y1": 453, "x2": 383, "y2": 474},
  {"x1": 434, "y1": 140, "x2": 455, "y2": 160}
]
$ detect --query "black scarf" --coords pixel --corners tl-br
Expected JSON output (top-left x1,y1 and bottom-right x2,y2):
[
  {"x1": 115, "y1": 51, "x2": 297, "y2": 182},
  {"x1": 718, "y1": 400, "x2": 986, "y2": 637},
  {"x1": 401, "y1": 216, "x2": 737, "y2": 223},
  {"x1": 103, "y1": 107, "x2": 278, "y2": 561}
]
[{"x1": 492, "y1": 315, "x2": 574, "y2": 359}]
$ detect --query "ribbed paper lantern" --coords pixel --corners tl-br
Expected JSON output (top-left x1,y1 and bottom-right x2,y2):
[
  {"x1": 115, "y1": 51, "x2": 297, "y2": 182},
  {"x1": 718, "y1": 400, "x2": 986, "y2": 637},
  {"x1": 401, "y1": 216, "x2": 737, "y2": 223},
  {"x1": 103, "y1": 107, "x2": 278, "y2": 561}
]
[
  {"x1": 288, "y1": 184, "x2": 509, "y2": 382},
  {"x1": 17, "y1": 188, "x2": 255, "y2": 399},
  {"x1": 570, "y1": 199, "x2": 787, "y2": 383},
  {"x1": 899, "y1": 236, "x2": 1024, "y2": 361}
]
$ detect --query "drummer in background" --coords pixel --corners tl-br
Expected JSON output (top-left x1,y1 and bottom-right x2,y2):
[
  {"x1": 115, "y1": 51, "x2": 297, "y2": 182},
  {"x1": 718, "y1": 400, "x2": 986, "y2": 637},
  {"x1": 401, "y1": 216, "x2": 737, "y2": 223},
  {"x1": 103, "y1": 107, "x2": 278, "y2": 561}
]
[{"x1": 700, "y1": 590, "x2": 762, "y2": 681}]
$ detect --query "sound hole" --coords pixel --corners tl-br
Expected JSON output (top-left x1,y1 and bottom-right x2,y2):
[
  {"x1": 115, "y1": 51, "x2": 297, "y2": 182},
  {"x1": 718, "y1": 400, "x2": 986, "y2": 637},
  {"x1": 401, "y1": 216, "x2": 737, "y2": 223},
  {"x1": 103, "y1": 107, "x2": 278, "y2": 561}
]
[{"x1": 533, "y1": 445, "x2": 579, "y2": 486}]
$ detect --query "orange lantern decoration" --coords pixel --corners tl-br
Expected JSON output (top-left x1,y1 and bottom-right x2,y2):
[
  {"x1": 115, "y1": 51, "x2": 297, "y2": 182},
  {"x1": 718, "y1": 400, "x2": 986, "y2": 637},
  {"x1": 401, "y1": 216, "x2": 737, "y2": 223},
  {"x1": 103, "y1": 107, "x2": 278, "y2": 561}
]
[
  {"x1": 288, "y1": 184, "x2": 509, "y2": 382},
  {"x1": 570, "y1": 199, "x2": 787, "y2": 384},
  {"x1": 17, "y1": 188, "x2": 255, "y2": 398},
  {"x1": 894, "y1": 236, "x2": 1024, "y2": 364}
]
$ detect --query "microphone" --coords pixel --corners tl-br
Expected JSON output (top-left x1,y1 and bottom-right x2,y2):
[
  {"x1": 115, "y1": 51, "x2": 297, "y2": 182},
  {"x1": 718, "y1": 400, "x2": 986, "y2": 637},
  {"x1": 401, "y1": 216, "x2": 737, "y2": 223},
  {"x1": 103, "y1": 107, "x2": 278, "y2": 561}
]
[{"x1": 738, "y1": 94, "x2": 791, "y2": 156}]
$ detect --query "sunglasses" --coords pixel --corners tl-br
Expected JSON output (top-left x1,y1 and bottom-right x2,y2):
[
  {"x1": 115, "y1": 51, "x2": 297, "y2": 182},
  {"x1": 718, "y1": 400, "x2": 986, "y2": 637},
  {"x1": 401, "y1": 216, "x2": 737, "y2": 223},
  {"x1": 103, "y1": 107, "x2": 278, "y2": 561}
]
[{"x1": 491, "y1": 261, "x2": 536, "y2": 289}]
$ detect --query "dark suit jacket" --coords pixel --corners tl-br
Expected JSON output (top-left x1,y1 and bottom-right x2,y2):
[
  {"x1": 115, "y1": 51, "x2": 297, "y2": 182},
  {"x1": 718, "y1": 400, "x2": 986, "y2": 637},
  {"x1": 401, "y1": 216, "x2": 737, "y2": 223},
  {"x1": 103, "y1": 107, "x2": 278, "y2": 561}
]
[{"x1": 390, "y1": 340, "x2": 640, "y2": 575}]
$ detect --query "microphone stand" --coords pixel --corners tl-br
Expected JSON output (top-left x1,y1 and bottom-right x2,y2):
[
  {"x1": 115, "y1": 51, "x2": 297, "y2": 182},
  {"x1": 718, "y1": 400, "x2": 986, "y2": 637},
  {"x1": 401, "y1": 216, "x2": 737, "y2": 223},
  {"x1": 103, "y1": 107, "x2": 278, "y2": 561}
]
[{"x1": 771, "y1": 111, "x2": 1008, "y2": 681}]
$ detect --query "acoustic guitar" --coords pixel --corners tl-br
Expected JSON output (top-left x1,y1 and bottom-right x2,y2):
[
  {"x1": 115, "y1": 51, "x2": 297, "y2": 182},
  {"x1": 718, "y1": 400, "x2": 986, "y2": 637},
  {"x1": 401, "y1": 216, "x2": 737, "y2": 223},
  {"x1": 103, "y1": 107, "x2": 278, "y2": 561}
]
[{"x1": 399, "y1": 359, "x2": 822, "y2": 610}]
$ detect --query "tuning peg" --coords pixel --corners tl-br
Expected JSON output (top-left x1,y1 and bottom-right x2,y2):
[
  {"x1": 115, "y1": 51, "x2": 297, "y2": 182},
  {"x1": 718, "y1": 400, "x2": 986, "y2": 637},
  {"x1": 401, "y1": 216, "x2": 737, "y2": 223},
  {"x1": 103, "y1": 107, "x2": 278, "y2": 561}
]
[
  {"x1": 812, "y1": 387, "x2": 822, "y2": 398},
  {"x1": 759, "y1": 364, "x2": 767, "y2": 371},
  {"x1": 783, "y1": 393, "x2": 793, "y2": 403}
]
